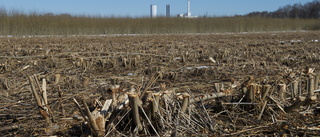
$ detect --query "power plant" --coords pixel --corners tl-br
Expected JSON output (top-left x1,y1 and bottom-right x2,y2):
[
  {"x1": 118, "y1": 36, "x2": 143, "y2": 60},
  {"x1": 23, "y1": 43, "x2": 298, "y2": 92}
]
[
  {"x1": 150, "y1": 0, "x2": 196, "y2": 18},
  {"x1": 178, "y1": 0, "x2": 197, "y2": 18}
]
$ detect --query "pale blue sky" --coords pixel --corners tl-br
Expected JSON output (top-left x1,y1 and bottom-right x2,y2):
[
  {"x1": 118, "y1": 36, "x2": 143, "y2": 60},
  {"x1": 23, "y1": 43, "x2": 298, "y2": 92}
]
[{"x1": 0, "y1": 0, "x2": 313, "y2": 17}]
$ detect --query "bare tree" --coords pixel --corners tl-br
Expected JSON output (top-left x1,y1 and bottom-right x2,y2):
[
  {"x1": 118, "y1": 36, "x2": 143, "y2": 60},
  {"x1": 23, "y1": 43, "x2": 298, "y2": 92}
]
[{"x1": 245, "y1": 0, "x2": 320, "y2": 19}]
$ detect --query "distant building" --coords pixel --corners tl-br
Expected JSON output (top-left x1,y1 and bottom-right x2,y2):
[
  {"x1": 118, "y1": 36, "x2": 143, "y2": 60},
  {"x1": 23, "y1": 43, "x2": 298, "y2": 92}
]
[
  {"x1": 150, "y1": 5, "x2": 157, "y2": 18},
  {"x1": 166, "y1": 5, "x2": 170, "y2": 17},
  {"x1": 178, "y1": 0, "x2": 197, "y2": 18}
]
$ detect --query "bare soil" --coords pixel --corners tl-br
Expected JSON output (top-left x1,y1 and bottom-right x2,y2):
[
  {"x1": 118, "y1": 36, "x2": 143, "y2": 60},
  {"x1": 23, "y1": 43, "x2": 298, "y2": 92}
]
[{"x1": 1, "y1": 31, "x2": 320, "y2": 136}]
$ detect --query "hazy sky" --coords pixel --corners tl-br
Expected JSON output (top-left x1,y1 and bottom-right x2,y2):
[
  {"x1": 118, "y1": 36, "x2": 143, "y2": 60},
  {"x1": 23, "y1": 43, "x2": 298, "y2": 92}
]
[{"x1": 0, "y1": 0, "x2": 313, "y2": 17}]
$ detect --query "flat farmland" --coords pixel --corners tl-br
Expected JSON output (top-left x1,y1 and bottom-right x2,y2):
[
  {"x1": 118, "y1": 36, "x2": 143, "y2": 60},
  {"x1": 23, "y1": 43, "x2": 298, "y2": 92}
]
[{"x1": 1, "y1": 31, "x2": 320, "y2": 136}]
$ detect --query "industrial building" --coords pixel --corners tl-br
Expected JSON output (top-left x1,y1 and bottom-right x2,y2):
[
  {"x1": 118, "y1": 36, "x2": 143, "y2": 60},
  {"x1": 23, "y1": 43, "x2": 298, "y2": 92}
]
[
  {"x1": 150, "y1": 4, "x2": 157, "y2": 18},
  {"x1": 178, "y1": 0, "x2": 197, "y2": 18},
  {"x1": 150, "y1": 0, "x2": 196, "y2": 18},
  {"x1": 166, "y1": 5, "x2": 170, "y2": 17}
]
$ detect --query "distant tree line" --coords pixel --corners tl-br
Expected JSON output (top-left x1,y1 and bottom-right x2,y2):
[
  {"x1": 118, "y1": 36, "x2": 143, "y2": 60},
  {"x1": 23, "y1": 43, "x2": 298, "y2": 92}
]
[{"x1": 246, "y1": 0, "x2": 320, "y2": 18}]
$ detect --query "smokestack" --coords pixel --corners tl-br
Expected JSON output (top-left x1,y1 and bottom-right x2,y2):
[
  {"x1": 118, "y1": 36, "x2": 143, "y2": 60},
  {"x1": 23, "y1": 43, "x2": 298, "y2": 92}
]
[{"x1": 187, "y1": 0, "x2": 191, "y2": 16}]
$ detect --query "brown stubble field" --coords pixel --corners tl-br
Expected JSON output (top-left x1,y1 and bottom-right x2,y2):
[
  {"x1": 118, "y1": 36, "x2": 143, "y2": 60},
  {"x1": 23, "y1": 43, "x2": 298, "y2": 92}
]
[{"x1": 1, "y1": 31, "x2": 320, "y2": 136}]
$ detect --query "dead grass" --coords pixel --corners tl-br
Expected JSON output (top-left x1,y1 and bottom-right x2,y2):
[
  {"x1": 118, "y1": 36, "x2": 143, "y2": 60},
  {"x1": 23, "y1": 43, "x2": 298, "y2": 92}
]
[{"x1": 0, "y1": 10, "x2": 320, "y2": 35}]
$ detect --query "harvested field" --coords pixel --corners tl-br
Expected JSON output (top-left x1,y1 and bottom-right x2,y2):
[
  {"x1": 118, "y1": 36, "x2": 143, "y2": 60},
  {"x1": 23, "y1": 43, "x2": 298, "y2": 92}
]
[{"x1": 1, "y1": 31, "x2": 320, "y2": 136}]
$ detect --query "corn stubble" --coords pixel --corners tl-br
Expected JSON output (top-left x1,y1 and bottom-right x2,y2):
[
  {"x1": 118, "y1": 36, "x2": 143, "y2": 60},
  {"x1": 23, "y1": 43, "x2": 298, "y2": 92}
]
[{"x1": 0, "y1": 31, "x2": 320, "y2": 136}]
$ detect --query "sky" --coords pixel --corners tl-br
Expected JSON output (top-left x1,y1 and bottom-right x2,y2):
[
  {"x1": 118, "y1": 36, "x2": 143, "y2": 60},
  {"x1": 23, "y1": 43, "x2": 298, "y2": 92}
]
[{"x1": 0, "y1": 0, "x2": 314, "y2": 17}]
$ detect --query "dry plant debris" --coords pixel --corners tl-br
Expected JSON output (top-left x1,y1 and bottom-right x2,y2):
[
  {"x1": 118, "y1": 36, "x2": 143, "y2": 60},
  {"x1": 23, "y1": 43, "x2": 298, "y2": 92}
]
[{"x1": 1, "y1": 31, "x2": 320, "y2": 136}]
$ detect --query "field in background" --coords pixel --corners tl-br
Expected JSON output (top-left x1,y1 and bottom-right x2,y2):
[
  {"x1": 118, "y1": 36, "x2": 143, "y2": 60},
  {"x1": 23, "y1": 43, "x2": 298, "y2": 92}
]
[{"x1": 0, "y1": 11, "x2": 320, "y2": 35}]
